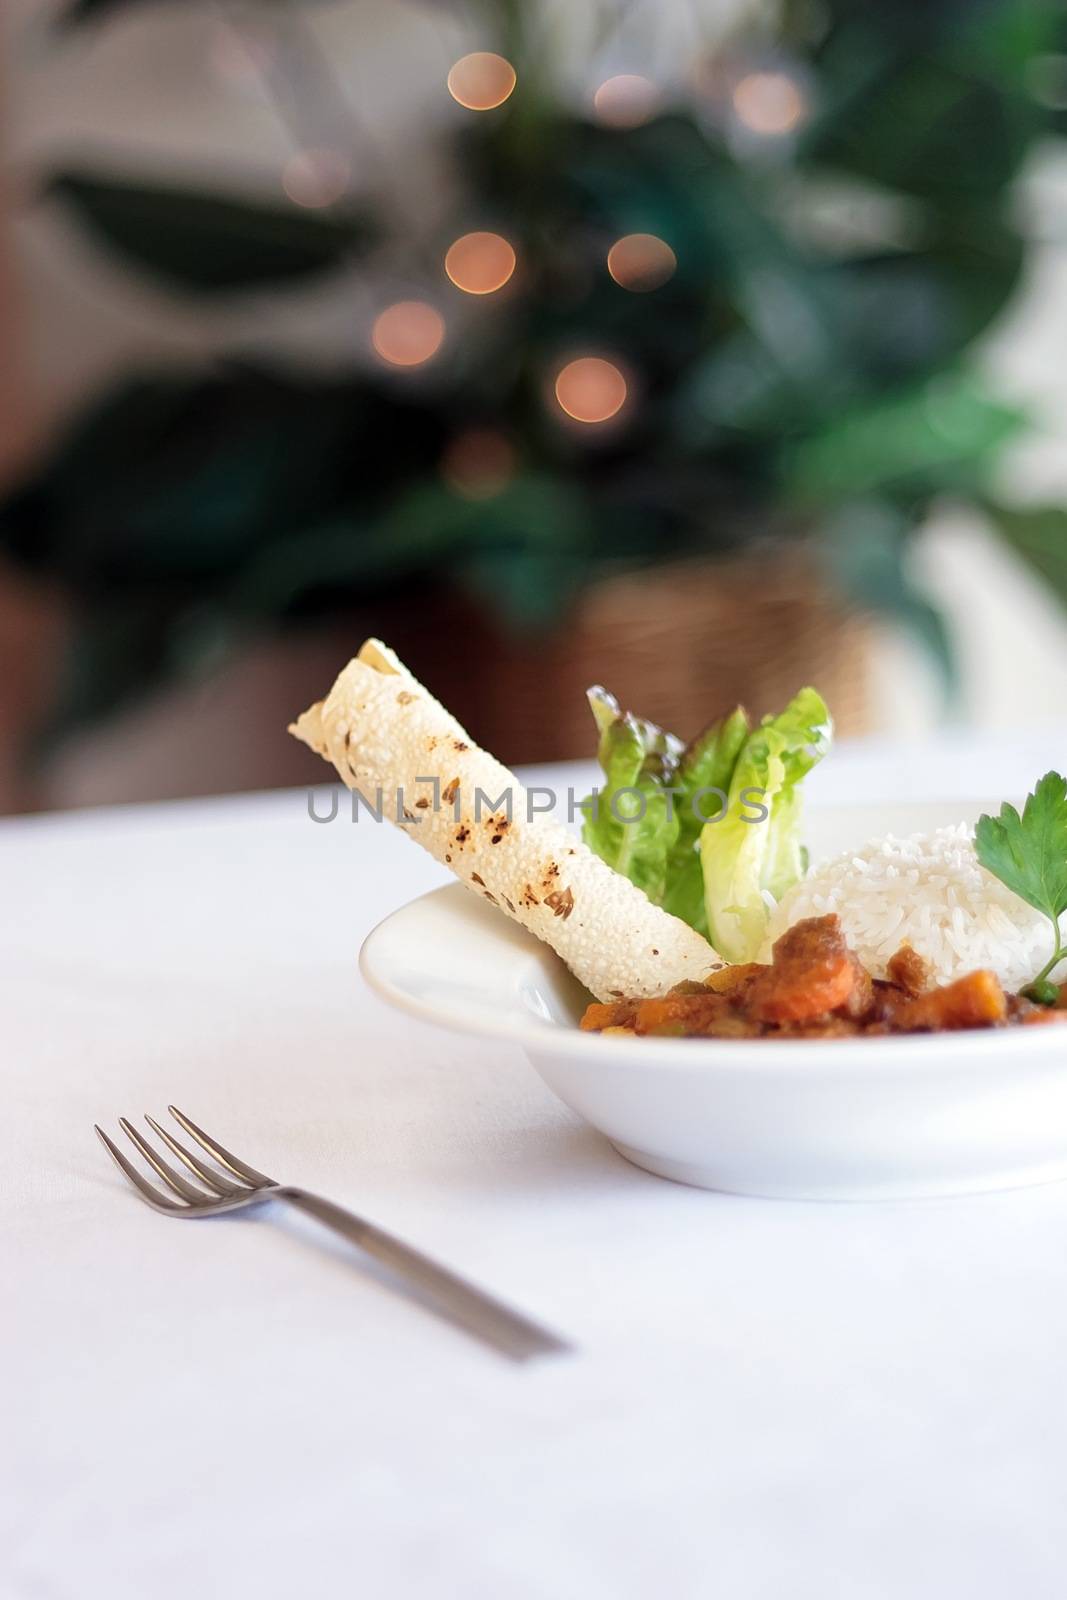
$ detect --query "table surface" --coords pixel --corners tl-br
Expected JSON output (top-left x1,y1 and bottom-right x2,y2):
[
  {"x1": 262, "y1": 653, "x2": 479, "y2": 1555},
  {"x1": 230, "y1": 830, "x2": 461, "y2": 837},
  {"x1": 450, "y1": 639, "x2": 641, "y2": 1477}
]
[{"x1": 7, "y1": 731, "x2": 1067, "y2": 1600}]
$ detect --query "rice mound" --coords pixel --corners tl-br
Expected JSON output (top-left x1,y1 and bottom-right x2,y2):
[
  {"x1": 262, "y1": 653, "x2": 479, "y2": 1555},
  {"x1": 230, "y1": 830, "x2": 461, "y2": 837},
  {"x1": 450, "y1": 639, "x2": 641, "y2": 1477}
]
[{"x1": 763, "y1": 823, "x2": 1062, "y2": 992}]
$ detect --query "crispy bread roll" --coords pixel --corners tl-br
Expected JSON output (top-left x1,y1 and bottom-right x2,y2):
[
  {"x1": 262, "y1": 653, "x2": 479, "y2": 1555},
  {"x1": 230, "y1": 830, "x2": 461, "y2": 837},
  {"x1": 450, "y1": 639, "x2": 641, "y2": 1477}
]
[{"x1": 290, "y1": 640, "x2": 720, "y2": 1000}]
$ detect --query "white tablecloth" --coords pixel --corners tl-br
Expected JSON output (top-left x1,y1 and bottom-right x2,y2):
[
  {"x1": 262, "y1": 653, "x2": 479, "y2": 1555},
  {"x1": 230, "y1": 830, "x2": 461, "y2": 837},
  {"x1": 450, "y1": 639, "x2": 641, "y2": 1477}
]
[{"x1": 6, "y1": 734, "x2": 1067, "y2": 1600}]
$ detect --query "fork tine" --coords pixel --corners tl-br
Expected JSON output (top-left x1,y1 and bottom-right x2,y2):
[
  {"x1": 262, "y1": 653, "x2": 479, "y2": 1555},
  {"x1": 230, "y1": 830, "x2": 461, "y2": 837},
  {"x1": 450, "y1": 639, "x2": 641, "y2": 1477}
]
[
  {"x1": 94, "y1": 1126, "x2": 183, "y2": 1212},
  {"x1": 119, "y1": 1118, "x2": 211, "y2": 1204},
  {"x1": 144, "y1": 1115, "x2": 245, "y2": 1197},
  {"x1": 167, "y1": 1106, "x2": 274, "y2": 1188}
]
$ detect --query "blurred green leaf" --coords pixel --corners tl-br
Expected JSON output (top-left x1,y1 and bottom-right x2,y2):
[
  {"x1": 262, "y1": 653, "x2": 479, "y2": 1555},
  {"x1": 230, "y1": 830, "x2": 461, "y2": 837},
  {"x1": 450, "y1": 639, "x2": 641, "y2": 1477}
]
[
  {"x1": 983, "y1": 501, "x2": 1067, "y2": 607},
  {"x1": 785, "y1": 374, "x2": 1023, "y2": 499},
  {"x1": 42, "y1": 596, "x2": 181, "y2": 741},
  {"x1": 59, "y1": 0, "x2": 160, "y2": 22},
  {"x1": 50, "y1": 174, "x2": 371, "y2": 292},
  {"x1": 232, "y1": 475, "x2": 591, "y2": 625},
  {"x1": 0, "y1": 369, "x2": 449, "y2": 585},
  {"x1": 809, "y1": 64, "x2": 1034, "y2": 200},
  {"x1": 831, "y1": 213, "x2": 1024, "y2": 381},
  {"x1": 60, "y1": 0, "x2": 330, "y2": 22},
  {"x1": 803, "y1": 1, "x2": 1052, "y2": 198}
]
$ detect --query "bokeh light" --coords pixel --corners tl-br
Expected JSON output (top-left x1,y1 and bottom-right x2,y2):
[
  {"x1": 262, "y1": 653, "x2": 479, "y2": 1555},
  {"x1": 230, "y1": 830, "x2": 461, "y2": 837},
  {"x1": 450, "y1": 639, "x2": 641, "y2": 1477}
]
[
  {"x1": 732, "y1": 71, "x2": 807, "y2": 136},
  {"x1": 593, "y1": 75, "x2": 659, "y2": 128},
  {"x1": 444, "y1": 232, "x2": 517, "y2": 295},
  {"x1": 281, "y1": 149, "x2": 351, "y2": 209},
  {"x1": 607, "y1": 233, "x2": 677, "y2": 292},
  {"x1": 554, "y1": 357, "x2": 628, "y2": 425},
  {"x1": 371, "y1": 302, "x2": 445, "y2": 368},
  {"x1": 447, "y1": 53, "x2": 516, "y2": 111},
  {"x1": 441, "y1": 429, "x2": 516, "y2": 499}
]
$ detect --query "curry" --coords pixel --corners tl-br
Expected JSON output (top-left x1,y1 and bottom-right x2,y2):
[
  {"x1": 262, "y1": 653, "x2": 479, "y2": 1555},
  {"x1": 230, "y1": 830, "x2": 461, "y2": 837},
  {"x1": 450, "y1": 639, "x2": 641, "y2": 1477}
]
[{"x1": 580, "y1": 916, "x2": 1067, "y2": 1039}]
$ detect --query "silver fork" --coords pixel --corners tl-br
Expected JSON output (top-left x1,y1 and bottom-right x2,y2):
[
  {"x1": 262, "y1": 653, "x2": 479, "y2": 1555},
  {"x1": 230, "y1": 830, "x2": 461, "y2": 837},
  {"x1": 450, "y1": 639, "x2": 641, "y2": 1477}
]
[{"x1": 95, "y1": 1106, "x2": 571, "y2": 1363}]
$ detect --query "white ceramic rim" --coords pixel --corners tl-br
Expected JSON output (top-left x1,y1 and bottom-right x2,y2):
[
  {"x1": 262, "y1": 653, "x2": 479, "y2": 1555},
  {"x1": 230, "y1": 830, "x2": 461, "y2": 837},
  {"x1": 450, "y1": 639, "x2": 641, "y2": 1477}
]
[{"x1": 358, "y1": 884, "x2": 1067, "y2": 1079}]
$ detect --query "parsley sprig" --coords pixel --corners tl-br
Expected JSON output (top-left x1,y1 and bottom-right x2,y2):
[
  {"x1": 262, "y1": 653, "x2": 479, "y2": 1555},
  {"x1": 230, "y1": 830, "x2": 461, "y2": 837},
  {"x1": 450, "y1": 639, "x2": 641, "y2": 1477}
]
[{"x1": 975, "y1": 771, "x2": 1067, "y2": 998}]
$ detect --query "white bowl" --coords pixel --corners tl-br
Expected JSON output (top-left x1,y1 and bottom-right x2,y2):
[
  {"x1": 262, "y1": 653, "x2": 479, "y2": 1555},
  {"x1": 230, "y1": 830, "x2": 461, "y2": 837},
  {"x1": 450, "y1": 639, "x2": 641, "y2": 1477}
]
[{"x1": 359, "y1": 802, "x2": 1067, "y2": 1201}]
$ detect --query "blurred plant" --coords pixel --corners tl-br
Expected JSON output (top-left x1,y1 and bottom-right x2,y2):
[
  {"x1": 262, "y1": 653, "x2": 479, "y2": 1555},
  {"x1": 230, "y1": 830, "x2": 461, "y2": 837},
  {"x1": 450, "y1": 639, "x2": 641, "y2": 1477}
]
[{"x1": 4, "y1": 0, "x2": 1067, "y2": 732}]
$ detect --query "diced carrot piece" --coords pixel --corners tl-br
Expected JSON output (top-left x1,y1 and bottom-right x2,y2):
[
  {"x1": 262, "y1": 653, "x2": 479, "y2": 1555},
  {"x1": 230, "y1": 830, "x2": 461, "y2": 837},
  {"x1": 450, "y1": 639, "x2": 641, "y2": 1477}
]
[
  {"x1": 753, "y1": 958, "x2": 855, "y2": 1023},
  {"x1": 895, "y1": 970, "x2": 1007, "y2": 1031},
  {"x1": 634, "y1": 997, "x2": 681, "y2": 1033},
  {"x1": 580, "y1": 1002, "x2": 622, "y2": 1032},
  {"x1": 748, "y1": 917, "x2": 859, "y2": 1024}
]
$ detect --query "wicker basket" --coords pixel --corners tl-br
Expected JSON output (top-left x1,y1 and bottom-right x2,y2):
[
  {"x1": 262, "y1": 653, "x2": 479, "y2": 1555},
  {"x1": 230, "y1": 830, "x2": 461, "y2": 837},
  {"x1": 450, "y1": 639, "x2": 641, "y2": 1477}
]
[{"x1": 353, "y1": 551, "x2": 870, "y2": 765}]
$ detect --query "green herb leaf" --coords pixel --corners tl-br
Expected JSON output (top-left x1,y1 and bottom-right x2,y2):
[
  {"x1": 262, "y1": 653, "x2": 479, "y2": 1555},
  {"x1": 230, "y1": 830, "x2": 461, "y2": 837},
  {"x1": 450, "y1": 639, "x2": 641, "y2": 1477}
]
[
  {"x1": 975, "y1": 773, "x2": 1067, "y2": 923},
  {"x1": 976, "y1": 772, "x2": 1067, "y2": 985}
]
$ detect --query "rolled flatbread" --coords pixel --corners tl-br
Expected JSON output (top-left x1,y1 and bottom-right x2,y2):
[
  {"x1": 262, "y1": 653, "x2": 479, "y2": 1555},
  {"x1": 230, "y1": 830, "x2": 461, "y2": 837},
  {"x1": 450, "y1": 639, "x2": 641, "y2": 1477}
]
[{"x1": 290, "y1": 639, "x2": 720, "y2": 1000}]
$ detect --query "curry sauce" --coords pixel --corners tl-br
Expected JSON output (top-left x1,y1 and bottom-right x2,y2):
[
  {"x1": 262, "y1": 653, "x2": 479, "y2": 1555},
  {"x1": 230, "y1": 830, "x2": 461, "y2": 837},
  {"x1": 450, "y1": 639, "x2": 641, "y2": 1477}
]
[{"x1": 580, "y1": 915, "x2": 1066, "y2": 1039}]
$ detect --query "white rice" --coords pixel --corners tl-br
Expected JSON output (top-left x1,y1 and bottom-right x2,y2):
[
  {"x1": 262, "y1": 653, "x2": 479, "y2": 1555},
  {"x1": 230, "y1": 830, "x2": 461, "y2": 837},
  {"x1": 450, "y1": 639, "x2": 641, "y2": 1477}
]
[{"x1": 763, "y1": 824, "x2": 1063, "y2": 992}]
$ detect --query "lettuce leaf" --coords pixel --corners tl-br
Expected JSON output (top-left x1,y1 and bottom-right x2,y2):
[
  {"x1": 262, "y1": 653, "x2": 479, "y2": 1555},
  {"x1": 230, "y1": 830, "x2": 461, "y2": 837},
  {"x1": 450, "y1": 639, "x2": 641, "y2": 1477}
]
[
  {"x1": 661, "y1": 708, "x2": 750, "y2": 932},
  {"x1": 581, "y1": 684, "x2": 830, "y2": 955},
  {"x1": 581, "y1": 691, "x2": 750, "y2": 932},
  {"x1": 580, "y1": 688, "x2": 685, "y2": 907},
  {"x1": 700, "y1": 688, "x2": 832, "y2": 962}
]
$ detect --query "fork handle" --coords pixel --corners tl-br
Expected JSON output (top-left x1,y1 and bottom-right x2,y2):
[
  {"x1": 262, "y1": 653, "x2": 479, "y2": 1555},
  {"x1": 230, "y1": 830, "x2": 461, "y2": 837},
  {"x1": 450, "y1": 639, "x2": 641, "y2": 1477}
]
[{"x1": 276, "y1": 1188, "x2": 571, "y2": 1362}]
